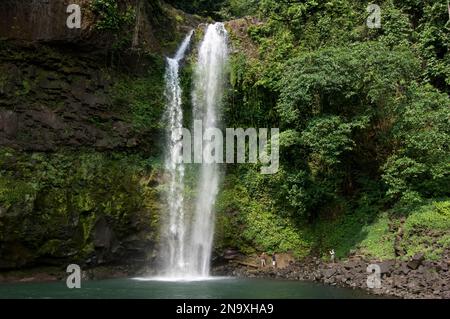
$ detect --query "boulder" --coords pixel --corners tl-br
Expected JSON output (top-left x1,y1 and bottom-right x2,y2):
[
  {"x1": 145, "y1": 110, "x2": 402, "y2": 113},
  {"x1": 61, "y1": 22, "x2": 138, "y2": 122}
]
[
  {"x1": 378, "y1": 260, "x2": 395, "y2": 274},
  {"x1": 407, "y1": 253, "x2": 425, "y2": 270},
  {"x1": 344, "y1": 261, "x2": 358, "y2": 270},
  {"x1": 324, "y1": 268, "x2": 337, "y2": 279},
  {"x1": 399, "y1": 263, "x2": 410, "y2": 275},
  {"x1": 222, "y1": 249, "x2": 241, "y2": 260}
]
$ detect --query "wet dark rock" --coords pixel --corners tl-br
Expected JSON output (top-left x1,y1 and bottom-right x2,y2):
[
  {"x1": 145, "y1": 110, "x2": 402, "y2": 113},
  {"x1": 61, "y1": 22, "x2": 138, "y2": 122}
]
[
  {"x1": 93, "y1": 218, "x2": 115, "y2": 250},
  {"x1": 39, "y1": 78, "x2": 61, "y2": 90},
  {"x1": 324, "y1": 268, "x2": 337, "y2": 279},
  {"x1": 408, "y1": 253, "x2": 425, "y2": 270},
  {"x1": 399, "y1": 263, "x2": 411, "y2": 275},
  {"x1": 222, "y1": 249, "x2": 242, "y2": 260},
  {"x1": 379, "y1": 260, "x2": 396, "y2": 274},
  {"x1": 0, "y1": 110, "x2": 18, "y2": 136}
]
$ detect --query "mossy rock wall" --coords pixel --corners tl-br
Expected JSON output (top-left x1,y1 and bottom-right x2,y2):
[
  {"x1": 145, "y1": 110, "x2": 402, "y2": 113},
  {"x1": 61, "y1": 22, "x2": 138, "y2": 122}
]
[
  {"x1": 0, "y1": 0, "x2": 203, "y2": 271},
  {"x1": 0, "y1": 149, "x2": 162, "y2": 270}
]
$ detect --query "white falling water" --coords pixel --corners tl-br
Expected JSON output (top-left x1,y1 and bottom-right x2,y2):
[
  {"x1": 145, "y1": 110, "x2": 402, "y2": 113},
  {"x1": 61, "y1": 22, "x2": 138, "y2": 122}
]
[
  {"x1": 161, "y1": 31, "x2": 193, "y2": 278},
  {"x1": 160, "y1": 23, "x2": 228, "y2": 280},
  {"x1": 187, "y1": 23, "x2": 229, "y2": 277}
]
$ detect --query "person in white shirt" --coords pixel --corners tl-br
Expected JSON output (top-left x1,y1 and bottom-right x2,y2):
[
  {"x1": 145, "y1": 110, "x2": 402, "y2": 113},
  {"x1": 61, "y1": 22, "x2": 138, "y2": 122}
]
[{"x1": 329, "y1": 249, "x2": 335, "y2": 263}]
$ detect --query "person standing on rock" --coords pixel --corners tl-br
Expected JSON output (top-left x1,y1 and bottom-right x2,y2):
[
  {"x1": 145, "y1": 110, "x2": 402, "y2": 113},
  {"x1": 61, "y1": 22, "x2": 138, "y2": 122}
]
[
  {"x1": 329, "y1": 249, "x2": 335, "y2": 263},
  {"x1": 272, "y1": 254, "x2": 277, "y2": 268},
  {"x1": 260, "y1": 252, "x2": 267, "y2": 268}
]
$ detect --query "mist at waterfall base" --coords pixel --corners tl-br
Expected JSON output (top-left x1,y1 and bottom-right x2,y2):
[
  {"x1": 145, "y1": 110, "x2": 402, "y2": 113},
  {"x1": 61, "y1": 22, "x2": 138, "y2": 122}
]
[{"x1": 156, "y1": 23, "x2": 229, "y2": 281}]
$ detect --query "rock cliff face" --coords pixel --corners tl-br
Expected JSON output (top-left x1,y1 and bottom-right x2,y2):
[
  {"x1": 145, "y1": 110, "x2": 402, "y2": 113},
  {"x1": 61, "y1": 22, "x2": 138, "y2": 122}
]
[
  {"x1": 0, "y1": 0, "x2": 199, "y2": 49},
  {"x1": 0, "y1": 0, "x2": 199, "y2": 272},
  {"x1": 0, "y1": 42, "x2": 149, "y2": 152},
  {"x1": 0, "y1": 0, "x2": 91, "y2": 43}
]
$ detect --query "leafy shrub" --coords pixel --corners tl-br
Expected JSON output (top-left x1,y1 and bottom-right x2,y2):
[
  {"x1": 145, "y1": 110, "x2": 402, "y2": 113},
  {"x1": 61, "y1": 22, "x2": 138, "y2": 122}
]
[{"x1": 90, "y1": 0, "x2": 135, "y2": 31}]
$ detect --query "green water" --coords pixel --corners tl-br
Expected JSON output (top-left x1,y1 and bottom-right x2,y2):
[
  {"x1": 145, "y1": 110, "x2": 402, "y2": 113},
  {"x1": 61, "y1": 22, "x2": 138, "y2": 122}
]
[{"x1": 0, "y1": 277, "x2": 377, "y2": 299}]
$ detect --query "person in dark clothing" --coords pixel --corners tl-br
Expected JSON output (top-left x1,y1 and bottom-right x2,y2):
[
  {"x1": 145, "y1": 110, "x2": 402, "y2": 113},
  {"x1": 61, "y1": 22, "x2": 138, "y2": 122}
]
[{"x1": 272, "y1": 254, "x2": 277, "y2": 268}]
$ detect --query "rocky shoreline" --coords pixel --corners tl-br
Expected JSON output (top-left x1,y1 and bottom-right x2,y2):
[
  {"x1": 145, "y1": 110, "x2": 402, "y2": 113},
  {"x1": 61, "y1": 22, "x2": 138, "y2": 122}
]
[{"x1": 212, "y1": 252, "x2": 450, "y2": 299}]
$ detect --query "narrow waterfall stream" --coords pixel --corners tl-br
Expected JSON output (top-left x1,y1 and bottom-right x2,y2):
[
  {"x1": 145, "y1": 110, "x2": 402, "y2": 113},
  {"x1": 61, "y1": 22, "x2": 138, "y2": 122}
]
[
  {"x1": 188, "y1": 23, "x2": 229, "y2": 277},
  {"x1": 161, "y1": 31, "x2": 193, "y2": 278}
]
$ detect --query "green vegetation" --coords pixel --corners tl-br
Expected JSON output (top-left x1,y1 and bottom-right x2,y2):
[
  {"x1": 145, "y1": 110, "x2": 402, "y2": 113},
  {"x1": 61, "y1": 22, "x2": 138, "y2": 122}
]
[
  {"x1": 165, "y1": 0, "x2": 228, "y2": 18},
  {"x1": 215, "y1": 0, "x2": 449, "y2": 261},
  {"x1": 400, "y1": 201, "x2": 450, "y2": 260},
  {"x1": 215, "y1": 172, "x2": 311, "y2": 257},
  {"x1": 90, "y1": 0, "x2": 136, "y2": 31},
  {"x1": 90, "y1": 0, "x2": 136, "y2": 50},
  {"x1": 112, "y1": 55, "x2": 166, "y2": 131}
]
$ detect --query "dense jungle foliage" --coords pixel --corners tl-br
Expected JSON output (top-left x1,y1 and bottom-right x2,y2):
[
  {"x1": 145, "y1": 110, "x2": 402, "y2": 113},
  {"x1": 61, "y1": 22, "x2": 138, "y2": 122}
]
[{"x1": 210, "y1": 0, "x2": 450, "y2": 260}]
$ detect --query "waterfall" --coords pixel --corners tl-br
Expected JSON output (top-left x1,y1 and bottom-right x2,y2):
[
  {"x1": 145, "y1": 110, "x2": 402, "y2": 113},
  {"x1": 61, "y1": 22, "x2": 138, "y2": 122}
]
[
  {"x1": 160, "y1": 30, "x2": 193, "y2": 278},
  {"x1": 187, "y1": 23, "x2": 229, "y2": 277},
  {"x1": 160, "y1": 23, "x2": 228, "y2": 280}
]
